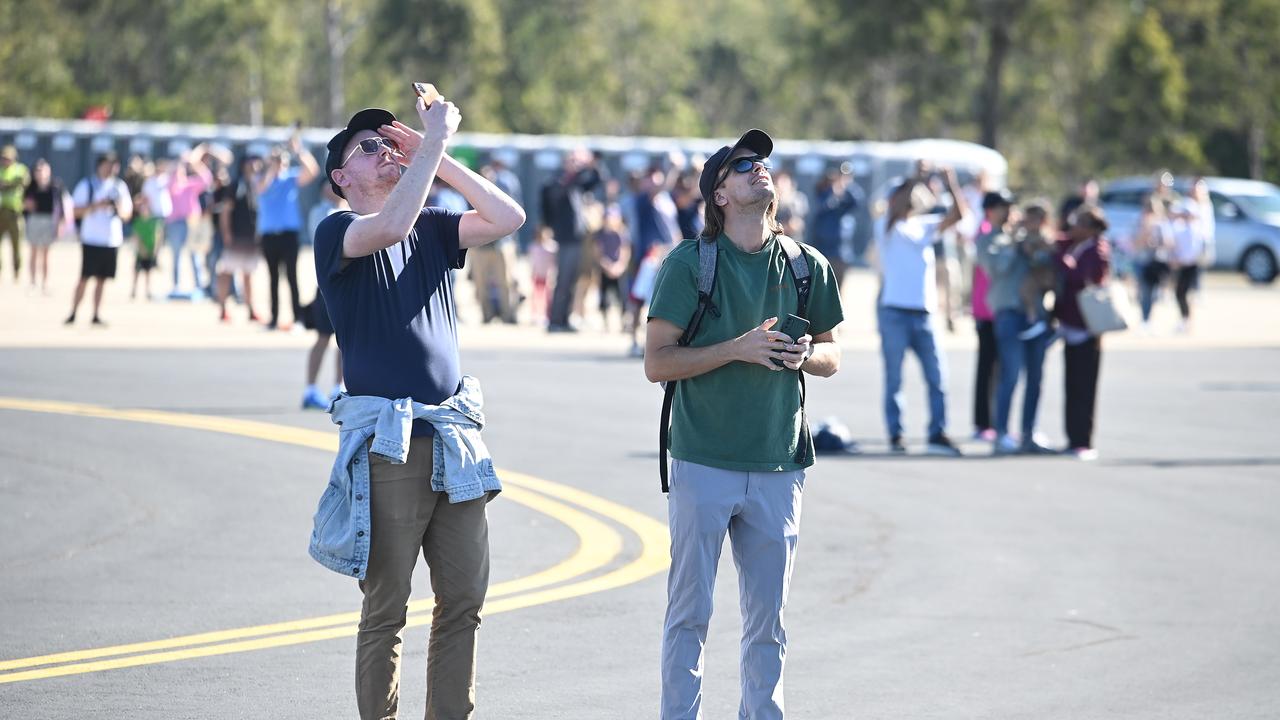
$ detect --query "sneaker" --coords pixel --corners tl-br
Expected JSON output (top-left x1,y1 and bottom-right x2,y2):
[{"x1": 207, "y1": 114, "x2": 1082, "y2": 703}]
[
  {"x1": 1068, "y1": 446, "x2": 1098, "y2": 461},
  {"x1": 1017, "y1": 320, "x2": 1048, "y2": 341},
  {"x1": 219, "y1": 308, "x2": 231, "y2": 323},
  {"x1": 972, "y1": 427, "x2": 997, "y2": 442},
  {"x1": 889, "y1": 436, "x2": 907, "y2": 454},
  {"x1": 993, "y1": 434, "x2": 1021, "y2": 455},
  {"x1": 926, "y1": 433, "x2": 963, "y2": 457},
  {"x1": 301, "y1": 388, "x2": 329, "y2": 411},
  {"x1": 1021, "y1": 437, "x2": 1057, "y2": 455},
  {"x1": 248, "y1": 311, "x2": 262, "y2": 323}
]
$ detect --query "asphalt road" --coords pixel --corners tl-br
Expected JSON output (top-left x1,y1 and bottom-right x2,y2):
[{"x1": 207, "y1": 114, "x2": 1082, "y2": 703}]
[{"x1": 1, "y1": 342, "x2": 1278, "y2": 719}]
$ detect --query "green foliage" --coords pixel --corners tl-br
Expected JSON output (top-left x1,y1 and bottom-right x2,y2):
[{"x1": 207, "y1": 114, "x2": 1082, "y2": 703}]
[{"x1": 3, "y1": 0, "x2": 1279, "y2": 193}]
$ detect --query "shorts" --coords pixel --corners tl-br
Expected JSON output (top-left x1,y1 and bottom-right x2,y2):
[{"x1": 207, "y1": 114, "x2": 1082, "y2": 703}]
[
  {"x1": 308, "y1": 292, "x2": 335, "y2": 335},
  {"x1": 81, "y1": 244, "x2": 119, "y2": 279},
  {"x1": 216, "y1": 241, "x2": 260, "y2": 274}
]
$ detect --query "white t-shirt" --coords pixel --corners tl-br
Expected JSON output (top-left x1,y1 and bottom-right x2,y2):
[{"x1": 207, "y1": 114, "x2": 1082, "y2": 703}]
[
  {"x1": 142, "y1": 174, "x2": 173, "y2": 220},
  {"x1": 73, "y1": 176, "x2": 132, "y2": 248},
  {"x1": 876, "y1": 215, "x2": 942, "y2": 312},
  {"x1": 1171, "y1": 200, "x2": 1215, "y2": 265}
]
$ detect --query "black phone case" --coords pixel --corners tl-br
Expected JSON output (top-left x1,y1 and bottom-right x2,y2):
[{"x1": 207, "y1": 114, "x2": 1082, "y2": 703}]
[{"x1": 771, "y1": 315, "x2": 811, "y2": 367}]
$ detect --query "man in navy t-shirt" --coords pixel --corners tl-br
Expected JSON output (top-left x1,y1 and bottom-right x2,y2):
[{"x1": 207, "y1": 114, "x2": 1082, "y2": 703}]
[{"x1": 316, "y1": 95, "x2": 524, "y2": 720}]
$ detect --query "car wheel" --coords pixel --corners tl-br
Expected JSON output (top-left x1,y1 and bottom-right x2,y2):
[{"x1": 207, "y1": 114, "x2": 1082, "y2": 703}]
[{"x1": 1241, "y1": 245, "x2": 1278, "y2": 284}]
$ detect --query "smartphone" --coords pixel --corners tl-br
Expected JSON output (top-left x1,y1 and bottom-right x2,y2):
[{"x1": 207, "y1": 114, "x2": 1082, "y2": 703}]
[
  {"x1": 771, "y1": 314, "x2": 811, "y2": 368},
  {"x1": 412, "y1": 82, "x2": 441, "y2": 106}
]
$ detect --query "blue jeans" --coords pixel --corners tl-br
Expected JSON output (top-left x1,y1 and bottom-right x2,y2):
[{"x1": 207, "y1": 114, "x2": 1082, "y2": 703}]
[
  {"x1": 661, "y1": 459, "x2": 804, "y2": 720},
  {"x1": 164, "y1": 219, "x2": 203, "y2": 291},
  {"x1": 878, "y1": 305, "x2": 947, "y2": 439},
  {"x1": 993, "y1": 309, "x2": 1048, "y2": 437}
]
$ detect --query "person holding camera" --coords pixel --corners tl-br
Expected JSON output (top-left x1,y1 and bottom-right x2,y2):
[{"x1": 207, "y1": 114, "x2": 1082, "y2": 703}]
[
  {"x1": 66, "y1": 153, "x2": 132, "y2": 326},
  {"x1": 256, "y1": 133, "x2": 319, "y2": 330},
  {"x1": 875, "y1": 167, "x2": 970, "y2": 455},
  {"x1": 310, "y1": 89, "x2": 524, "y2": 720},
  {"x1": 645, "y1": 129, "x2": 844, "y2": 720}
]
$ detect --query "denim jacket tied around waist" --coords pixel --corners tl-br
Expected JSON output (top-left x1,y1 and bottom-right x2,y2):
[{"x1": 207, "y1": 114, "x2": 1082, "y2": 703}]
[{"x1": 307, "y1": 375, "x2": 500, "y2": 579}]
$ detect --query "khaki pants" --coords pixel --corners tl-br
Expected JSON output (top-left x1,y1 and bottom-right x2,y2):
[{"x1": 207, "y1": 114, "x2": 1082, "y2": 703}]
[
  {"x1": 468, "y1": 245, "x2": 513, "y2": 322},
  {"x1": 0, "y1": 207, "x2": 23, "y2": 275},
  {"x1": 358, "y1": 436, "x2": 490, "y2": 720}
]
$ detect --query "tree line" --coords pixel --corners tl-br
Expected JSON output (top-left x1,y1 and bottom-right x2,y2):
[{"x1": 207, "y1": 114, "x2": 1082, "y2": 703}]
[{"x1": 3, "y1": 0, "x2": 1277, "y2": 195}]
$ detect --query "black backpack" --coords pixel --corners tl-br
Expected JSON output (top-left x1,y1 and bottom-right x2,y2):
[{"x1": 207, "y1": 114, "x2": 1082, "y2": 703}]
[{"x1": 658, "y1": 234, "x2": 813, "y2": 492}]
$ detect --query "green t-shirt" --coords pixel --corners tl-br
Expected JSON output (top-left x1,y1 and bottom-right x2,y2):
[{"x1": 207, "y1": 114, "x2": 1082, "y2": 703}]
[
  {"x1": 0, "y1": 163, "x2": 30, "y2": 212},
  {"x1": 133, "y1": 216, "x2": 161, "y2": 256},
  {"x1": 648, "y1": 234, "x2": 845, "y2": 472}
]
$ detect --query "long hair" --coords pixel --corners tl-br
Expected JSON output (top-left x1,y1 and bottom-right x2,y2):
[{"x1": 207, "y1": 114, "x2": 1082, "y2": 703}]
[{"x1": 699, "y1": 189, "x2": 784, "y2": 240}]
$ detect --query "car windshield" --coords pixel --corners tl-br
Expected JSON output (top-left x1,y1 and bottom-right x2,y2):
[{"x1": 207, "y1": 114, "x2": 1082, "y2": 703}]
[{"x1": 1229, "y1": 188, "x2": 1280, "y2": 217}]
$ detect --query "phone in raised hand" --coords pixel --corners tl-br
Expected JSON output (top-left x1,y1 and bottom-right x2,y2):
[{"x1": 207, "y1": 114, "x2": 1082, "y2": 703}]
[{"x1": 412, "y1": 82, "x2": 440, "y2": 107}]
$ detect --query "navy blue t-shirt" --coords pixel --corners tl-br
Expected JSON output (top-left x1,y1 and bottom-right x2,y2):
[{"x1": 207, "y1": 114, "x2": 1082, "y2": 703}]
[{"x1": 315, "y1": 207, "x2": 467, "y2": 436}]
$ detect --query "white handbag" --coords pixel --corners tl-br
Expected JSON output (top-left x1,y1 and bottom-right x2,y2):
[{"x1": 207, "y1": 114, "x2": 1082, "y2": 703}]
[{"x1": 1077, "y1": 283, "x2": 1130, "y2": 335}]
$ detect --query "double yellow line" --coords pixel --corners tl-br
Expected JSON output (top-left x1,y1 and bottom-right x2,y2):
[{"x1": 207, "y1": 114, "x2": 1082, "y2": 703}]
[{"x1": 0, "y1": 398, "x2": 670, "y2": 685}]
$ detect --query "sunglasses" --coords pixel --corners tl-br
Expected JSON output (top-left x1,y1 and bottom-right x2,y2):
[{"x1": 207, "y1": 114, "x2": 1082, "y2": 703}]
[
  {"x1": 340, "y1": 137, "x2": 400, "y2": 167},
  {"x1": 717, "y1": 155, "x2": 771, "y2": 187},
  {"x1": 729, "y1": 155, "x2": 770, "y2": 173}
]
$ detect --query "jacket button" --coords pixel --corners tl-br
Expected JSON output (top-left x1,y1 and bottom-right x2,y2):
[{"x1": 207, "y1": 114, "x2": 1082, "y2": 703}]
[
  {"x1": 357, "y1": 531, "x2": 365, "y2": 537},
  {"x1": 352, "y1": 567, "x2": 360, "y2": 574},
  {"x1": 355, "y1": 494, "x2": 363, "y2": 501}
]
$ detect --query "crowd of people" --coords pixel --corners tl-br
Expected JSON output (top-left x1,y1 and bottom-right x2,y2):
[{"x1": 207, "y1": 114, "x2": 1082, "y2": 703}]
[
  {"x1": 2, "y1": 132, "x2": 1219, "y2": 459},
  {"x1": 879, "y1": 165, "x2": 1218, "y2": 462},
  {"x1": 1, "y1": 136, "x2": 350, "y2": 408}
]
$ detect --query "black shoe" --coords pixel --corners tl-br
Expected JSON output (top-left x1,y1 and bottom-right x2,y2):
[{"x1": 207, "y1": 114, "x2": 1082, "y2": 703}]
[
  {"x1": 64, "y1": 314, "x2": 76, "y2": 325},
  {"x1": 889, "y1": 436, "x2": 907, "y2": 454},
  {"x1": 91, "y1": 316, "x2": 108, "y2": 328},
  {"x1": 926, "y1": 433, "x2": 963, "y2": 457}
]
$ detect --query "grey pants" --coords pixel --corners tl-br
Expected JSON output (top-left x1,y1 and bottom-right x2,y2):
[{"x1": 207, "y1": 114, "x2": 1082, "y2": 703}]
[
  {"x1": 358, "y1": 436, "x2": 490, "y2": 720},
  {"x1": 661, "y1": 459, "x2": 806, "y2": 720}
]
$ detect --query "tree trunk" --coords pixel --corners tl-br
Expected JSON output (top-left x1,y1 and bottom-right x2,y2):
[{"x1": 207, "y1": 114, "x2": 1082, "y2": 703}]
[
  {"x1": 979, "y1": 9, "x2": 1011, "y2": 150},
  {"x1": 326, "y1": 0, "x2": 348, "y2": 127}
]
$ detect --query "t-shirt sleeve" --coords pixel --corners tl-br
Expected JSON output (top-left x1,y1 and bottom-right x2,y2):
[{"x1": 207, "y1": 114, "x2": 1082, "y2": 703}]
[
  {"x1": 315, "y1": 211, "x2": 359, "y2": 282},
  {"x1": 421, "y1": 207, "x2": 465, "y2": 269},
  {"x1": 646, "y1": 251, "x2": 698, "y2": 330},
  {"x1": 72, "y1": 179, "x2": 91, "y2": 208},
  {"x1": 804, "y1": 249, "x2": 845, "y2": 337},
  {"x1": 117, "y1": 181, "x2": 133, "y2": 218}
]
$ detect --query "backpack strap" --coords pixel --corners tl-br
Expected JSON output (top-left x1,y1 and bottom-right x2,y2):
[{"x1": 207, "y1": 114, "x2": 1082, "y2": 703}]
[
  {"x1": 778, "y1": 235, "x2": 814, "y2": 466},
  {"x1": 778, "y1": 235, "x2": 812, "y2": 316},
  {"x1": 659, "y1": 238, "x2": 719, "y2": 493}
]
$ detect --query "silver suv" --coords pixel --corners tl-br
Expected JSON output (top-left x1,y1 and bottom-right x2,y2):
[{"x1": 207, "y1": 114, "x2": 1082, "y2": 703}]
[{"x1": 1099, "y1": 176, "x2": 1280, "y2": 284}]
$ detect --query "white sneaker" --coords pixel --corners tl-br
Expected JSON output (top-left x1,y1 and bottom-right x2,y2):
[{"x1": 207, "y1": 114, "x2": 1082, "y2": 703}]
[{"x1": 1069, "y1": 447, "x2": 1099, "y2": 461}]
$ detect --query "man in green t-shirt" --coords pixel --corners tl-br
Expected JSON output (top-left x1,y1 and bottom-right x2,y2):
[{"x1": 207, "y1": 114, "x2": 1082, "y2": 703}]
[
  {"x1": 0, "y1": 145, "x2": 31, "y2": 280},
  {"x1": 645, "y1": 128, "x2": 844, "y2": 719}
]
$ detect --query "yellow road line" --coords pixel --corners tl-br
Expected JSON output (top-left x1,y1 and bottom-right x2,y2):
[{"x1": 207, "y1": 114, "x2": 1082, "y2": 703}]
[
  {"x1": 0, "y1": 397, "x2": 668, "y2": 684},
  {"x1": 0, "y1": 485, "x2": 621, "y2": 675}
]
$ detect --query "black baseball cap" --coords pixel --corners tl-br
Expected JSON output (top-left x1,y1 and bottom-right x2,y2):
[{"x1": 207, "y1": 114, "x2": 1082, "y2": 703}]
[
  {"x1": 698, "y1": 129, "x2": 774, "y2": 205},
  {"x1": 325, "y1": 108, "x2": 397, "y2": 198},
  {"x1": 982, "y1": 189, "x2": 1016, "y2": 210}
]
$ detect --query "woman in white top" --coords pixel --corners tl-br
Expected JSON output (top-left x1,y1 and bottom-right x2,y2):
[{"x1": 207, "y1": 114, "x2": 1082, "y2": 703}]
[
  {"x1": 1170, "y1": 178, "x2": 1215, "y2": 331},
  {"x1": 1132, "y1": 195, "x2": 1173, "y2": 325}
]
